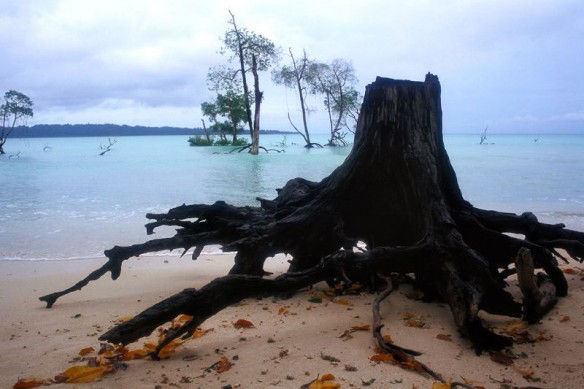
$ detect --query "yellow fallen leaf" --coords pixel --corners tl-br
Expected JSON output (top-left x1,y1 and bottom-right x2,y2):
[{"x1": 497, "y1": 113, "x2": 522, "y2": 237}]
[
  {"x1": 123, "y1": 348, "x2": 150, "y2": 360},
  {"x1": 432, "y1": 382, "x2": 451, "y2": 389},
  {"x1": 560, "y1": 315, "x2": 570, "y2": 322},
  {"x1": 309, "y1": 381, "x2": 341, "y2": 389},
  {"x1": 216, "y1": 356, "x2": 233, "y2": 373},
  {"x1": 401, "y1": 358, "x2": 425, "y2": 372},
  {"x1": 563, "y1": 267, "x2": 584, "y2": 276},
  {"x1": 61, "y1": 365, "x2": 109, "y2": 383},
  {"x1": 12, "y1": 377, "x2": 46, "y2": 388},
  {"x1": 533, "y1": 331, "x2": 552, "y2": 342},
  {"x1": 436, "y1": 333, "x2": 452, "y2": 342},
  {"x1": 192, "y1": 327, "x2": 214, "y2": 339},
  {"x1": 233, "y1": 319, "x2": 254, "y2": 329},
  {"x1": 339, "y1": 324, "x2": 370, "y2": 339},
  {"x1": 98, "y1": 349, "x2": 117, "y2": 359},
  {"x1": 370, "y1": 353, "x2": 397, "y2": 364},
  {"x1": 115, "y1": 316, "x2": 134, "y2": 323},
  {"x1": 333, "y1": 298, "x2": 351, "y2": 305},
  {"x1": 78, "y1": 346, "x2": 95, "y2": 356},
  {"x1": 515, "y1": 368, "x2": 536, "y2": 379},
  {"x1": 157, "y1": 338, "x2": 185, "y2": 359},
  {"x1": 143, "y1": 342, "x2": 157, "y2": 352},
  {"x1": 404, "y1": 318, "x2": 426, "y2": 328},
  {"x1": 177, "y1": 314, "x2": 193, "y2": 322},
  {"x1": 496, "y1": 320, "x2": 528, "y2": 333},
  {"x1": 168, "y1": 314, "x2": 194, "y2": 330},
  {"x1": 306, "y1": 374, "x2": 342, "y2": 389}
]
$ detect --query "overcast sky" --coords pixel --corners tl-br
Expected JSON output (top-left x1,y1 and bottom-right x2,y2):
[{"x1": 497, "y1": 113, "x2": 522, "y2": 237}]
[{"x1": 1, "y1": 0, "x2": 583, "y2": 134}]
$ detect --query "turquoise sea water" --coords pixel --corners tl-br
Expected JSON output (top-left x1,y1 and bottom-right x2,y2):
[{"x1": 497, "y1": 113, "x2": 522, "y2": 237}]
[{"x1": 0, "y1": 133, "x2": 582, "y2": 261}]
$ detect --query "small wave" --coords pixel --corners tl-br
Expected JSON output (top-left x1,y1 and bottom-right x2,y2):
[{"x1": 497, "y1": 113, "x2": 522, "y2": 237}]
[{"x1": 0, "y1": 245, "x2": 228, "y2": 262}]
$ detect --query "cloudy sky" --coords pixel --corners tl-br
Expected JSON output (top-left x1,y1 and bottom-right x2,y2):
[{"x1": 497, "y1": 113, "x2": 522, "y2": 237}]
[{"x1": 1, "y1": 0, "x2": 583, "y2": 134}]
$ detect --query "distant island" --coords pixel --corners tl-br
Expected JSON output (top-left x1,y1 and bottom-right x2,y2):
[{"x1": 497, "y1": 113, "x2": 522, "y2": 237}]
[{"x1": 11, "y1": 124, "x2": 295, "y2": 138}]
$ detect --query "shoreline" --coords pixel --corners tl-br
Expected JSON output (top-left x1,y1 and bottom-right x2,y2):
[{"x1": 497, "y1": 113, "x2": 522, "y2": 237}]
[{"x1": 2, "y1": 254, "x2": 584, "y2": 388}]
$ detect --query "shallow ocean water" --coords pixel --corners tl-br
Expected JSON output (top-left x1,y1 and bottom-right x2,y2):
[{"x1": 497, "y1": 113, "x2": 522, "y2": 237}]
[{"x1": 0, "y1": 133, "x2": 582, "y2": 260}]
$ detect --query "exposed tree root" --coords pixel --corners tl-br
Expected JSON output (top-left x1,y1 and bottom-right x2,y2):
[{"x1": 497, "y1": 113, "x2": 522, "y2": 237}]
[
  {"x1": 40, "y1": 74, "x2": 584, "y2": 381},
  {"x1": 371, "y1": 274, "x2": 444, "y2": 382}
]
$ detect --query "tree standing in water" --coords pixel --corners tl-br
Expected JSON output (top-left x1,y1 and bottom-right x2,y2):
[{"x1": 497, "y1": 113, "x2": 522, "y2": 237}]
[
  {"x1": 208, "y1": 11, "x2": 280, "y2": 154},
  {"x1": 200, "y1": 90, "x2": 248, "y2": 145},
  {"x1": 310, "y1": 59, "x2": 361, "y2": 146},
  {"x1": 272, "y1": 48, "x2": 322, "y2": 148},
  {"x1": 1, "y1": 90, "x2": 34, "y2": 155}
]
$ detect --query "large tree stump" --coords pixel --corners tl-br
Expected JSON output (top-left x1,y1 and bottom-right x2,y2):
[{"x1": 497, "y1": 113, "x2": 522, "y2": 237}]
[{"x1": 41, "y1": 74, "x2": 584, "y2": 375}]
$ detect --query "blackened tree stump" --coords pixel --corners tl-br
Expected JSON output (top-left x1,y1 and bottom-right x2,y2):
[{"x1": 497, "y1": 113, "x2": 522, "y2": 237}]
[{"x1": 40, "y1": 74, "x2": 584, "y2": 377}]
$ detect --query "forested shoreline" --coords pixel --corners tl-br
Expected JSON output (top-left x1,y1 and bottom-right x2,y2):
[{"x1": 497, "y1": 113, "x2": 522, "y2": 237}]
[{"x1": 9, "y1": 124, "x2": 293, "y2": 138}]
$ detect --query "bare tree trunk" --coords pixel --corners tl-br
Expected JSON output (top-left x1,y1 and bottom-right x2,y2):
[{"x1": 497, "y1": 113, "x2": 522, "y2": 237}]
[
  {"x1": 229, "y1": 11, "x2": 253, "y2": 135},
  {"x1": 250, "y1": 54, "x2": 262, "y2": 155},
  {"x1": 231, "y1": 123, "x2": 237, "y2": 144},
  {"x1": 200, "y1": 119, "x2": 211, "y2": 143},
  {"x1": 291, "y1": 49, "x2": 311, "y2": 146}
]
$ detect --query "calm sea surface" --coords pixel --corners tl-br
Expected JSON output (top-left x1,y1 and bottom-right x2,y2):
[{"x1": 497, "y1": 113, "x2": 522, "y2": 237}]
[{"x1": 1, "y1": 133, "x2": 583, "y2": 261}]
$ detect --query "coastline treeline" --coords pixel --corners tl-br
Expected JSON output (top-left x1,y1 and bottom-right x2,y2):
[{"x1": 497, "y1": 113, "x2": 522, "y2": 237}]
[{"x1": 9, "y1": 124, "x2": 293, "y2": 138}]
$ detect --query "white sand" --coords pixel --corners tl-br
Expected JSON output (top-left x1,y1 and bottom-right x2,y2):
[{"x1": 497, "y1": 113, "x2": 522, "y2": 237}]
[{"x1": 2, "y1": 253, "x2": 584, "y2": 388}]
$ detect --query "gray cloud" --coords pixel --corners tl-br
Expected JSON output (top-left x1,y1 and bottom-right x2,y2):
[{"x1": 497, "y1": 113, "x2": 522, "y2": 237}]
[{"x1": 1, "y1": 0, "x2": 582, "y2": 132}]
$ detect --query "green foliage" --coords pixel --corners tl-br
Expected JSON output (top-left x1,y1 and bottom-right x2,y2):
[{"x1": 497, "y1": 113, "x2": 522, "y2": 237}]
[
  {"x1": 210, "y1": 120, "x2": 232, "y2": 142},
  {"x1": 222, "y1": 27, "x2": 280, "y2": 72},
  {"x1": 217, "y1": 90, "x2": 247, "y2": 129},
  {"x1": 272, "y1": 53, "x2": 361, "y2": 147},
  {"x1": 188, "y1": 135, "x2": 215, "y2": 146},
  {"x1": 201, "y1": 89, "x2": 248, "y2": 143},
  {"x1": 208, "y1": 11, "x2": 281, "y2": 154},
  {"x1": 207, "y1": 64, "x2": 243, "y2": 93},
  {"x1": 187, "y1": 135, "x2": 249, "y2": 147},
  {"x1": 230, "y1": 138, "x2": 249, "y2": 147},
  {"x1": 214, "y1": 137, "x2": 231, "y2": 146},
  {"x1": 310, "y1": 59, "x2": 360, "y2": 115},
  {"x1": 309, "y1": 59, "x2": 361, "y2": 144},
  {"x1": 1, "y1": 90, "x2": 34, "y2": 154},
  {"x1": 272, "y1": 49, "x2": 315, "y2": 90}
]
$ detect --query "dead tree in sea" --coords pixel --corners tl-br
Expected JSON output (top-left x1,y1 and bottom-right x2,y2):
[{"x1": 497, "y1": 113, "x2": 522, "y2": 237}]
[
  {"x1": 98, "y1": 137, "x2": 117, "y2": 156},
  {"x1": 40, "y1": 74, "x2": 584, "y2": 379},
  {"x1": 479, "y1": 126, "x2": 488, "y2": 144}
]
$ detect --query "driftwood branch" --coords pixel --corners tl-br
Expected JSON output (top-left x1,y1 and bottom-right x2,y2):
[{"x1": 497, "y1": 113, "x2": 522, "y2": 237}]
[
  {"x1": 515, "y1": 247, "x2": 558, "y2": 323},
  {"x1": 99, "y1": 253, "x2": 347, "y2": 346},
  {"x1": 99, "y1": 137, "x2": 117, "y2": 156},
  {"x1": 371, "y1": 275, "x2": 444, "y2": 381}
]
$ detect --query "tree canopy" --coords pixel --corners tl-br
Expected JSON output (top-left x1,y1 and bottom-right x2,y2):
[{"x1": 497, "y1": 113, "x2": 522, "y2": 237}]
[
  {"x1": 310, "y1": 59, "x2": 361, "y2": 146},
  {"x1": 1, "y1": 90, "x2": 34, "y2": 154},
  {"x1": 201, "y1": 90, "x2": 248, "y2": 145},
  {"x1": 272, "y1": 48, "x2": 322, "y2": 148},
  {"x1": 200, "y1": 13, "x2": 365, "y2": 151},
  {"x1": 271, "y1": 54, "x2": 361, "y2": 147},
  {"x1": 206, "y1": 11, "x2": 280, "y2": 154}
]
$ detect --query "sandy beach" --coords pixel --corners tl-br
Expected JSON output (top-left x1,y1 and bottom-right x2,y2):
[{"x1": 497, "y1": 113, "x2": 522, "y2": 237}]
[{"x1": 2, "y1": 253, "x2": 584, "y2": 389}]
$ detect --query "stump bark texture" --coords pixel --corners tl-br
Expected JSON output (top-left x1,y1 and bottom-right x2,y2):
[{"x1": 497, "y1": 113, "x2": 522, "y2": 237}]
[{"x1": 41, "y1": 74, "x2": 584, "y2": 367}]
